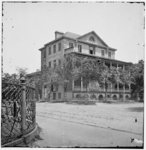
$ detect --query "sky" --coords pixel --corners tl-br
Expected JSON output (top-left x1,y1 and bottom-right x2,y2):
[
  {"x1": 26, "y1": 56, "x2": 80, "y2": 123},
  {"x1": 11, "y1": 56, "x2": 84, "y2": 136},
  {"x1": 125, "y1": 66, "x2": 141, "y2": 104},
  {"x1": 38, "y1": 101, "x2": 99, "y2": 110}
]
[{"x1": 2, "y1": 2, "x2": 145, "y2": 74}]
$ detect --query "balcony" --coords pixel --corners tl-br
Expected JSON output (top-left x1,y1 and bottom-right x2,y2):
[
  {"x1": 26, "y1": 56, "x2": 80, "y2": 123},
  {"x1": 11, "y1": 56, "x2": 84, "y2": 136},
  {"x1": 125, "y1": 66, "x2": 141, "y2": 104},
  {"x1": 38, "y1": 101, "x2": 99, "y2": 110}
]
[
  {"x1": 74, "y1": 86, "x2": 130, "y2": 93},
  {"x1": 64, "y1": 47, "x2": 78, "y2": 54}
]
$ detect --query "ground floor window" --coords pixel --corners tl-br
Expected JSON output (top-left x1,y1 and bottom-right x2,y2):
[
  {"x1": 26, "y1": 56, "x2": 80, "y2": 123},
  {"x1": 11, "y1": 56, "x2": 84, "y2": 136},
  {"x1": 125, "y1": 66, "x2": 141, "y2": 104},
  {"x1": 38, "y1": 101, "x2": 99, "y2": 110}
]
[
  {"x1": 99, "y1": 95, "x2": 104, "y2": 100},
  {"x1": 113, "y1": 95, "x2": 117, "y2": 100},
  {"x1": 53, "y1": 93, "x2": 56, "y2": 100},
  {"x1": 58, "y1": 93, "x2": 61, "y2": 99},
  {"x1": 119, "y1": 94, "x2": 123, "y2": 99},
  {"x1": 125, "y1": 95, "x2": 129, "y2": 100},
  {"x1": 107, "y1": 95, "x2": 110, "y2": 98}
]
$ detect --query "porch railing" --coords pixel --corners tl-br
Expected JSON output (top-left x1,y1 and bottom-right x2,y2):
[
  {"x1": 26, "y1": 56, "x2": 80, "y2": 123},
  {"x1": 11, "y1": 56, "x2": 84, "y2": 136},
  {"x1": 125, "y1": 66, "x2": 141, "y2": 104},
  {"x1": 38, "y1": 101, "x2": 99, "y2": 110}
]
[{"x1": 74, "y1": 86, "x2": 130, "y2": 93}]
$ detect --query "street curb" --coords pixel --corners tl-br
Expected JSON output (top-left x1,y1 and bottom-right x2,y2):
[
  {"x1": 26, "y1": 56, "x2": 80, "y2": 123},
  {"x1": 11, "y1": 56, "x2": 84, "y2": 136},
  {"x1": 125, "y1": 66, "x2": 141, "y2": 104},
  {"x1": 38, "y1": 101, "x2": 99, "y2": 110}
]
[{"x1": 2, "y1": 123, "x2": 38, "y2": 147}]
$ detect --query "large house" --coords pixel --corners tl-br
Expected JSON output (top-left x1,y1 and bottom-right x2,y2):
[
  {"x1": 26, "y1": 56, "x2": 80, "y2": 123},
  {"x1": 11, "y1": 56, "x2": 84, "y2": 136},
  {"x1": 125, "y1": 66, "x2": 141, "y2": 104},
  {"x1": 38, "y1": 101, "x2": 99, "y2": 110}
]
[{"x1": 39, "y1": 31, "x2": 132, "y2": 101}]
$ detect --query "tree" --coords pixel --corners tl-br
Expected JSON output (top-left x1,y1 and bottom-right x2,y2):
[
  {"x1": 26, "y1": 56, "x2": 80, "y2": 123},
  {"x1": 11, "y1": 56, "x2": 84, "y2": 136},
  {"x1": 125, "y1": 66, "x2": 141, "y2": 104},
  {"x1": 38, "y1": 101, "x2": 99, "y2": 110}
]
[
  {"x1": 97, "y1": 65, "x2": 114, "y2": 101},
  {"x1": 16, "y1": 67, "x2": 28, "y2": 78},
  {"x1": 41, "y1": 67, "x2": 60, "y2": 101},
  {"x1": 130, "y1": 60, "x2": 144, "y2": 101},
  {"x1": 54, "y1": 54, "x2": 81, "y2": 99},
  {"x1": 80, "y1": 58, "x2": 101, "y2": 92},
  {"x1": 2, "y1": 73, "x2": 19, "y2": 84}
]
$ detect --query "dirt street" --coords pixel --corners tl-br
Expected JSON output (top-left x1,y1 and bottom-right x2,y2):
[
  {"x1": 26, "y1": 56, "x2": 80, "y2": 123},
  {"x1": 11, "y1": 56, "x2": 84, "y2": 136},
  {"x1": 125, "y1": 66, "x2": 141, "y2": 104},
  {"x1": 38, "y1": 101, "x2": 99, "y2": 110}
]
[{"x1": 32, "y1": 102, "x2": 143, "y2": 148}]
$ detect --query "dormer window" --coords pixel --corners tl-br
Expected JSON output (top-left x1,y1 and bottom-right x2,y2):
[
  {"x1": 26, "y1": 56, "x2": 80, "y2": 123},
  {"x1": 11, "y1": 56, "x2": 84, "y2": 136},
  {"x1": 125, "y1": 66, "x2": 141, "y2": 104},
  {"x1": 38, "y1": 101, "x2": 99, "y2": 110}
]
[
  {"x1": 89, "y1": 36, "x2": 95, "y2": 42},
  {"x1": 101, "y1": 50, "x2": 105, "y2": 57},
  {"x1": 78, "y1": 45, "x2": 82, "y2": 53},
  {"x1": 89, "y1": 46, "x2": 95, "y2": 55},
  {"x1": 108, "y1": 51, "x2": 111, "y2": 58}
]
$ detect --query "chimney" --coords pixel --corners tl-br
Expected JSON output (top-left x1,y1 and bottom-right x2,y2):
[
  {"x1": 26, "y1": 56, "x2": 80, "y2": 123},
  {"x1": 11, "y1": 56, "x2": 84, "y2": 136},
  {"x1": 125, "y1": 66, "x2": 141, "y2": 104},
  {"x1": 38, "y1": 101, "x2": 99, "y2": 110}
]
[{"x1": 55, "y1": 31, "x2": 64, "y2": 39}]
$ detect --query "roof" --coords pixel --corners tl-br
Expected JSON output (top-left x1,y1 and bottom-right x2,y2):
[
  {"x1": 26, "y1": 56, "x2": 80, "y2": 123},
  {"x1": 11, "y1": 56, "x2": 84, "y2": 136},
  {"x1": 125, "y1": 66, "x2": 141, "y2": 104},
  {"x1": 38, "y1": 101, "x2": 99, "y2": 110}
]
[
  {"x1": 39, "y1": 31, "x2": 115, "y2": 51},
  {"x1": 26, "y1": 71, "x2": 41, "y2": 78},
  {"x1": 69, "y1": 52, "x2": 132, "y2": 65},
  {"x1": 77, "y1": 31, "x2": 108, "y2": 47},
  {"x1": 63, "y1": 32, "x2": 80, "y2": 39}
]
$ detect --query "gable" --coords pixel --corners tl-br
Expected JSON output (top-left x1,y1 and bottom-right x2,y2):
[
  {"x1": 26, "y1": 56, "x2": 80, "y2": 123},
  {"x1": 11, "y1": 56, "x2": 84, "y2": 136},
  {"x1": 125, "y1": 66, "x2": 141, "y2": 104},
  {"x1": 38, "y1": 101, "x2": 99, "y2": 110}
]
[{"x1": 77, "y1": 31, "x2": 108, "y2": 47}]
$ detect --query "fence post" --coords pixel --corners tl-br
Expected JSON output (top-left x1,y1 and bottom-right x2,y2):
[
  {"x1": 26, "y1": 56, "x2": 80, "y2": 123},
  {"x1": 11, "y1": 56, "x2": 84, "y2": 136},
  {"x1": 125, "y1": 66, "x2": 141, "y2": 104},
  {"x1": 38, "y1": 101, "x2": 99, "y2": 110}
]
[{"x1": 20, "y1": 77, "x2": 26, "y2": 135}]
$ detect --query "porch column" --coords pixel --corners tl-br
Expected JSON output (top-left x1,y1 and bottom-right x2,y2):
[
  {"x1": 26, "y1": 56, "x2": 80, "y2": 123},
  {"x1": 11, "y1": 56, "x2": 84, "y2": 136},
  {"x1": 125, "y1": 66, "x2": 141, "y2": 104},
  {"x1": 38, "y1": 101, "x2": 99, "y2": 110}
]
[
  {"x1": 117, "y1": 64, "x2": 119, "y2": 93},
  {"x1": 110, "y1": 83, "x2": 113, "y2": 100},
  {"x1": 81, "y1": 77, "x2": 83, "y2": 92},
  {"x1": 110, "y1": 83, "x2": 112, "y2": 92},
  {"x1": 123, "y1": 65, "x2": 125, "y2": 101},
  {"x1": 129, "y1": 84, "x2": 131, "y2": 92},
  {"x1": 110, "y1": 61, "x2": 112, "y2": 68},
  {"x1": 123, "y1": 84, "x2": 125, "y2": 101},
  {"x1": 72, "y1": 79, "x2": 74, "y2": 98},
  {"x1": 42, "y1": 85, "x2": 45, "y2": 101},
  {"x1": 104, "y1": 82, "x2": 106, "y2": 92},
  {"x1": 72, "y1": 79, "x2": 74, "y2": 91}
]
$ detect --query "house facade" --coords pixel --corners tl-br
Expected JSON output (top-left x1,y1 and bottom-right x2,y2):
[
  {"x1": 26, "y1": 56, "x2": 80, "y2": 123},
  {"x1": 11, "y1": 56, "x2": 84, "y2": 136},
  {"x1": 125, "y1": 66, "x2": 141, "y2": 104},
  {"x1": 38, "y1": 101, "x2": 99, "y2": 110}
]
[{"x1": 39, "y1": 31, "x2": 132, "y2": 101}]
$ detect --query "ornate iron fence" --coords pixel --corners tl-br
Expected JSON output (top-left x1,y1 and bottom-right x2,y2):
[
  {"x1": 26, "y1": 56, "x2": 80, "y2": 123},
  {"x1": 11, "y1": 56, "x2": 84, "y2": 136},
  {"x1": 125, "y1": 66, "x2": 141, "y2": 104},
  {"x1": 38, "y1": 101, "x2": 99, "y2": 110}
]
[{"x1": 2, "y1": 82, "x2": 36, "y2": 145}]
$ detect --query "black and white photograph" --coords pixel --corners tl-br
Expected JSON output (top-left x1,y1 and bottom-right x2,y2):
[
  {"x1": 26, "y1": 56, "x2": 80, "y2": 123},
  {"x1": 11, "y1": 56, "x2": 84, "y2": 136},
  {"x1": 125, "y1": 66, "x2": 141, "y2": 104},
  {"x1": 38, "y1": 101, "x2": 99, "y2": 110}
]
[{"x1": 1, "y1": 1, "x2": 144, "y2": 148}]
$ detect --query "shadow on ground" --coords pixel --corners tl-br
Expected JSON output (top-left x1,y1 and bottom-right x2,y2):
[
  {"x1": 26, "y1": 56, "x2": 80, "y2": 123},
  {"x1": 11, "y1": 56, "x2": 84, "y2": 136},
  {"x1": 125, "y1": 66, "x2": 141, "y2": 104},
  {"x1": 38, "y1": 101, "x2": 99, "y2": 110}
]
[{"x1": 126, "y1": 107, "x2": 144, "y2": 112}]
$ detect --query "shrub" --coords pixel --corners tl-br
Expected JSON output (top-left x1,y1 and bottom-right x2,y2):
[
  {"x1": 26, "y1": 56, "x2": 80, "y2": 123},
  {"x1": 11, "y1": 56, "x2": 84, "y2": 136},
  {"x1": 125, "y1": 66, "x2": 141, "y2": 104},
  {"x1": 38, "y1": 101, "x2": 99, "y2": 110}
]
[
  {"x1": 113, "y1": 95, "x2": 117, "y2": 100},
  {"x1": 82, "y1": 94, "x2": 89, "y2": 99},
  {"x1": 76, "y1": 94, "x2": 81, "y2": 99},
  {"x1": 90, "y1": 94, "x2": 97, "y2": 99}
]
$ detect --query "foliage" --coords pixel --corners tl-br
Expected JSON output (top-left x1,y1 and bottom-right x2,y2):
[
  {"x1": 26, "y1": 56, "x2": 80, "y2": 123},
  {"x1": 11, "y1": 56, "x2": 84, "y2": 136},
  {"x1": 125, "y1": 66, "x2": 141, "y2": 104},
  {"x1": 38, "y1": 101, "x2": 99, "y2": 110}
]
[
  {"x1": 16, "y1": 67, "x2": 28, "y2": 78},
  {"x1": 130, "y1": 60, "x2": 144, "y2": 100},
  {"x1": 2, "y1": 67, "x2": 28, "y2": 84},
  {"x1": 2, "y1": 73, "x2": 20, "y2": 84}
]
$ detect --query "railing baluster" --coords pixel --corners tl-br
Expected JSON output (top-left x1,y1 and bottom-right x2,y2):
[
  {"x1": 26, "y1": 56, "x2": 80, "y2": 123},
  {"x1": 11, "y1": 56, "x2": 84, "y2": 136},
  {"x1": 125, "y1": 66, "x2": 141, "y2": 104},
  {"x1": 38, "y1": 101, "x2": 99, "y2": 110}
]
[{"x1": 21, "y1": 82, "x2": 26, "y2": 135}]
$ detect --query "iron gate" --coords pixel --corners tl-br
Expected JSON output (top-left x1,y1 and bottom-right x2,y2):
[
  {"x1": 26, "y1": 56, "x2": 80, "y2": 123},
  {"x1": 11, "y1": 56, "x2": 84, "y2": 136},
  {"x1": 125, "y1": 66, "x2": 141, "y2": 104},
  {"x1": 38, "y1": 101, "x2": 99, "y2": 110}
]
[{"x1": 2, "y1": 82, "x2": 36, "y2": 145}]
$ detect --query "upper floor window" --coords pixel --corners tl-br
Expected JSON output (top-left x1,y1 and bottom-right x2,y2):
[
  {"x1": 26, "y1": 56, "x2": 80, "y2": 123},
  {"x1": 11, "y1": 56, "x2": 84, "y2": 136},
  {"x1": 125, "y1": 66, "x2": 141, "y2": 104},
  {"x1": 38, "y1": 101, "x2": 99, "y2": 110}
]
[
  {"x1": 53, "y1": 60, "x2": 56, "y2": 68},
  {"x1": 58, "y1": 59, "x2": 61, "y2": 65},
  {"x1": 43, "y1": 50, "x2": 46, "y2": 58},
  {"x1": 108, "y1": 51, "x2": 111, "y2": 58},
  {"x1": 43, "y1": 64, "x2": 46, "y2": 69},
  {"x1": 89, "y1": 46, "x2": 95, "y2": 55},
  {"x1": 49, "y1": 47, "x2": 51, "y2": 55},
  {"x1": 48, "y1": 61, "x2": 51, "y2": 68},
  {"x1": 58, "y1": 93, "x2": 61, "y2": 99},
  {"x1": 78, "y1": 45, "x2": 82, "y2": 53},
  {"x1": 89, "y1": 36, "x2": 95, "y2": 42},
  {"x1": 101, "y1": 50, "x2": 105, "y2": 57},
  {"x1": 53, "y1": 45, "x2": 56, "y2": 53},
  {"x1": 69, "y1": 42, "x2": 73, "y2": 48},
  {"x1": 58, "y1": 43, "x2": 61, "y2": 51}
]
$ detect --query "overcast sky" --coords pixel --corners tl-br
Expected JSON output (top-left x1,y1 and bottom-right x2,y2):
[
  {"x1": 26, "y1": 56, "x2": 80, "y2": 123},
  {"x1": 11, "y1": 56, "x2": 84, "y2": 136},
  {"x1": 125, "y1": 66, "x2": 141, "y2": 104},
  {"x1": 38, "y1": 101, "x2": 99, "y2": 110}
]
[{"x1": 2, "y1": 2, "x2": 144, "y2": 74}]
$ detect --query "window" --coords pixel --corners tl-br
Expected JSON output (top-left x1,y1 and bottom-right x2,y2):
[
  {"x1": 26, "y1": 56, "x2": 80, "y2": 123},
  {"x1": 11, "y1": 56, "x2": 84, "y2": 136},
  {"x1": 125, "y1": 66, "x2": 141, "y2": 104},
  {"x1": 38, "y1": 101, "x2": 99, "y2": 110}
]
[
  {"x1": 43, "y1": 64, "x2": 46, "y2": 69},
  {"x1": 53, "y1": 60, "x2": 56, "y2": 68},
  {"x1": 89, "y1": 36, "x2": 95, "y2": 42},
  {"x1": 48, "y1": 61, "x2": 51, "y2": 68},
  {"x1": 58, "y1": 43, "x2": 61, "y2": 51},
  {"x1": 108, "y1": 51, "x2": 111, "y2": 58},
  {"x1": 89, "y1": 46, "x2": 95, "y2": 55},
  {"x1": 78, "y1": 45, "x2": 82, "y2": 53},
  {"x1": 58, "y1": 93, "x2": 61, "y2": 99},
  {"x1": 49, "y1": 47, "x2": 51, "y2": 55},
  {"x1": 69, "y1": 42, "x2": 73, "y2": 48},
  {"x1": 53, "y1": 45, "x2": 56, "y2": 53},
  {"x1": 58, "y1": 59, "x2": 61, "y2": 65},
  {"x1": 43, "y1": 50, "x2": 46, "y2": 58},
  {"x1": 101, "y1": 50, "x2": 104, "y2": 56},
  {"x1": 53, "y1": 93, "x2": 56, "y2": 100}
]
